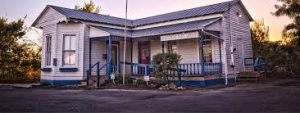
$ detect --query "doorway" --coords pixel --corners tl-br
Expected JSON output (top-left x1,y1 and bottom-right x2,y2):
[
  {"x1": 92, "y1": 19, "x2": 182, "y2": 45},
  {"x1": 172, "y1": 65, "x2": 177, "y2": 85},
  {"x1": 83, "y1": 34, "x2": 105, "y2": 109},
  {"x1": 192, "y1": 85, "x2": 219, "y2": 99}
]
[
  {"x1": 236, "y1": 38, "x2": 245, "y2": 72},
  {"x1": 138, "y1": 41, "x2": 150, "y2": 75}
]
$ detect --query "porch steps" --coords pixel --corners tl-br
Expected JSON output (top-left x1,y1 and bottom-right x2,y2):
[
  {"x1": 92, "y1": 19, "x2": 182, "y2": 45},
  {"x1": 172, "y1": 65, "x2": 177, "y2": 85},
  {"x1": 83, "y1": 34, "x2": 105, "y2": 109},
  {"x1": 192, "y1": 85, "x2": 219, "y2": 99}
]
[
  {"x1": 81, "y1": 75, "x2": 107, "y2": 88},
  {"x1": 237, "y1": 71, "x2": 262, "y2": 82}
]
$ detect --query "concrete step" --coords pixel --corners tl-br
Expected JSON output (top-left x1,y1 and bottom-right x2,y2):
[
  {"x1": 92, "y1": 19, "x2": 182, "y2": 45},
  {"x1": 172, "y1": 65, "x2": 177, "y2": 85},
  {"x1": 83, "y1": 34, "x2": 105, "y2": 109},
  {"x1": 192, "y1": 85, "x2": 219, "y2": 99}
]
[{"x1": 81, "y1": 75, "x2": 107, "y2": 88}]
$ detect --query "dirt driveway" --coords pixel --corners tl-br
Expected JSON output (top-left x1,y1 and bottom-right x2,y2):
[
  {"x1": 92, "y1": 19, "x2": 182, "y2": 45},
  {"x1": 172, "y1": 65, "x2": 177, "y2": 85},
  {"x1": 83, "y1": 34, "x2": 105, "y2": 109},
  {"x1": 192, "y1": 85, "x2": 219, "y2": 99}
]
[{"x1": 0, "y1": 79, "x2": 300, "y2": 112}]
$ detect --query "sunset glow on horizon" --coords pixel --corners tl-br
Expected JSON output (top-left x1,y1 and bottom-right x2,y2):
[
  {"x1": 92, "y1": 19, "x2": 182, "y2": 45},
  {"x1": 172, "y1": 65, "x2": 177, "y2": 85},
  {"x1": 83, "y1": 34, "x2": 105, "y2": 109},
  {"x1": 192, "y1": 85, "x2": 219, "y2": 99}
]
[{"x1": 0, "y1": 0, "x2": 291, "y2": 41}]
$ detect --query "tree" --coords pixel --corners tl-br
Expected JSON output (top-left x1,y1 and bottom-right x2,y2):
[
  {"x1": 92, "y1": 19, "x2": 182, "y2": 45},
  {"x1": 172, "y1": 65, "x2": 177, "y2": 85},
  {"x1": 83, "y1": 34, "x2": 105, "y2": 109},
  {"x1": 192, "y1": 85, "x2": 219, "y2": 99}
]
[
  {"x1": 251, "y1": 20, "x2": 270, "y2": 57},
  {"x1": 75, "y1": 0, "x2": 101, "y2": 14},
  {"x1": 250, "y1": 19, "x2": 299, "y2": 77},
  {"x1": 0, "y1": 18, "x2": 41, "y2": 83},
  {"x1": 273, "y1": 0, "x2": 300, "y2": 45}
]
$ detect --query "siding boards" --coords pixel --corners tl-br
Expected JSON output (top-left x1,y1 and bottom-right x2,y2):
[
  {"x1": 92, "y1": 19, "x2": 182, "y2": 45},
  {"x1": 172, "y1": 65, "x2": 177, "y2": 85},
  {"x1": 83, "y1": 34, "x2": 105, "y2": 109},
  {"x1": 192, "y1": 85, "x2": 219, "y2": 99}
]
[
  {"x1": 178, "y1": 38, "x2": 199, "y2": 63},
  {"x1": 227, "y1": 3, "x2": 253, "y2": 73}
]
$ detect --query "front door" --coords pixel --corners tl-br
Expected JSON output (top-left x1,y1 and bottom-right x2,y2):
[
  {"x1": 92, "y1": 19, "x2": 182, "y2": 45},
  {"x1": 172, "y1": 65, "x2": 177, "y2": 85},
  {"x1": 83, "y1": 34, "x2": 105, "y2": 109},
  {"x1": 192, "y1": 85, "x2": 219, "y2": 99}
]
[
  {"x1": 138, "y1": 41, "x2": 150, "y2": 75},
  {"x1": 236, "y1": 38, "x2": 245, "y2": 72},
  {"x1": 139, "y1": 41, "x2": 150, "y2": 64},
  {"x1": 111, "y1": 44, "x2": 119, "y2": 73}
]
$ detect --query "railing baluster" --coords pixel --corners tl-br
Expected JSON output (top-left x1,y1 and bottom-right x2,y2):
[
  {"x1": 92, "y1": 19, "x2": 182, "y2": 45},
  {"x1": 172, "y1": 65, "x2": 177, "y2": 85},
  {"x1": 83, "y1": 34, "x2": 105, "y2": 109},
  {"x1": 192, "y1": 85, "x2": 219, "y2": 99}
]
[{"x1": 193, "y1": 63, "x2": 196, "y2": 75}]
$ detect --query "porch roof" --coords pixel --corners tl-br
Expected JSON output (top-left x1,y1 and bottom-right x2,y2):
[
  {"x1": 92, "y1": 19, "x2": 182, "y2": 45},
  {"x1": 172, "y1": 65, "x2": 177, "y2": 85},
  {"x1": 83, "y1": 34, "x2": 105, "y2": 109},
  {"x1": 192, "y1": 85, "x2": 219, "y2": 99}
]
[{"x1": 89, "y1": 17, "x2": 221, "y2": 38}]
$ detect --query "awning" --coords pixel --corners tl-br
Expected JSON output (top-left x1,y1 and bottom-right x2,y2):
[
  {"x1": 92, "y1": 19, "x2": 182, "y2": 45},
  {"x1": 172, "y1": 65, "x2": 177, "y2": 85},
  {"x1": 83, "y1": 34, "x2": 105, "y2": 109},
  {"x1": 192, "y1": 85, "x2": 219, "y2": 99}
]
[{"x1": 89, "y1": 17, "x2": 221, "y2": 39}]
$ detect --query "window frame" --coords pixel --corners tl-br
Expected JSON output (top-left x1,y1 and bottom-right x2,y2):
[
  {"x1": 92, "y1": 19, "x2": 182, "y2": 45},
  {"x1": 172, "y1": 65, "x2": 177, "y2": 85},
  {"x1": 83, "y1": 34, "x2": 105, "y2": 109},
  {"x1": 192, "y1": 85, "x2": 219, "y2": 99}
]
[
  {"x1": 45, "y1": 35, "x2": 52, "y2": 66},
  {"x1": 202, "y1": 36, "x2": 213, "y2": 63},
  {"x1": 62, "y1": 34, "x2": 78, "y2": 67}
]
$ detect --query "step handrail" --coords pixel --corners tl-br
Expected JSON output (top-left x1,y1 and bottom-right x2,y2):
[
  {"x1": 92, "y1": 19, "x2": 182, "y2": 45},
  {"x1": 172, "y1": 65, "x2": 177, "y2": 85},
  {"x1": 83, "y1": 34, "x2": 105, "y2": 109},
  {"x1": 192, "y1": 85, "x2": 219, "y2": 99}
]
[{"x1": 86, "y1": 62, "x2": 108, "y2": 88}]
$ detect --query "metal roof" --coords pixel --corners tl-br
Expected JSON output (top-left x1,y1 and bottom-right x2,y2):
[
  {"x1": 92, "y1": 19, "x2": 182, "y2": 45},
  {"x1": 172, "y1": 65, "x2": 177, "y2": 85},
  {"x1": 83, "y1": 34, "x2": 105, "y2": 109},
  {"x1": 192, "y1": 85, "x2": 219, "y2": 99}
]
[
  {"x1": 49, "y1": 5, "x2": 133, "y2": 27},
  {"x1": 91, "y1": 18, "x2": 220, "y2": 38},
  {"x1": 45, "y1": 0, "x2": 241, "y2": 27}
]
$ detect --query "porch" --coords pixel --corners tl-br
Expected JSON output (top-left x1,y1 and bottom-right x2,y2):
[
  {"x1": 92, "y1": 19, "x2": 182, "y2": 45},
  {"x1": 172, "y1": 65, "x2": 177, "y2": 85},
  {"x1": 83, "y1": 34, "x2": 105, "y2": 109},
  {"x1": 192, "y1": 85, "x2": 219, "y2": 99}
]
[{"x1": 86, "y1": 29, "x2": 224, "y2": 81}]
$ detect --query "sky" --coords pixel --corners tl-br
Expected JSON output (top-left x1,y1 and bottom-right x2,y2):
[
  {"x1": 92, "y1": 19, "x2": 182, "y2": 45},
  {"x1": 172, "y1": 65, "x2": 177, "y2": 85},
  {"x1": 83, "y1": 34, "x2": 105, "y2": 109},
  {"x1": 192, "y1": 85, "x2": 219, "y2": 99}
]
[{"x1": 0, "y1": 0, "x2": 292, "y2": 41}]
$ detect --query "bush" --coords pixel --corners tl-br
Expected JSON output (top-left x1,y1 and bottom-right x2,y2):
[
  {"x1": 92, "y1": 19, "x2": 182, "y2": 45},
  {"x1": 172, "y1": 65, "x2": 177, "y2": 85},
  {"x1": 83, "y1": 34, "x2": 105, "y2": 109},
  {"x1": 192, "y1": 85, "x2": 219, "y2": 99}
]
[{"x1": 152, "y1": 53, "x2": 181, "y2": 84}]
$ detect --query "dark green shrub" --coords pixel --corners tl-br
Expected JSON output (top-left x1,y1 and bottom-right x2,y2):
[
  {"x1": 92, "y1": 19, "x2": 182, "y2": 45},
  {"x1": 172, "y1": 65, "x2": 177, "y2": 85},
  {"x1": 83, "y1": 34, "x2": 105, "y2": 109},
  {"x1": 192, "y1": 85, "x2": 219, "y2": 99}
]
[{"x1": 152, "y1": 53, "x2": 181, "y2": 84}]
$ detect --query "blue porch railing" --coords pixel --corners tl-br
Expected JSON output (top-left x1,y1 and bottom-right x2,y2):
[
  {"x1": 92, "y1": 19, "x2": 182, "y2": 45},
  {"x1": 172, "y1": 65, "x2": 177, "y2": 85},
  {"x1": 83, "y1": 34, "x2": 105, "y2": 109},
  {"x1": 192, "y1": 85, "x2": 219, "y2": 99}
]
[
  {"x1": 120, "y1": 62, "x2": 152, "y2": 76},
  {"x1": 175, "y1": 63, "x2": 222, "y2": 76},
  {"x1": 121, "y1": 62, "x2": 222, "y2": 77}
]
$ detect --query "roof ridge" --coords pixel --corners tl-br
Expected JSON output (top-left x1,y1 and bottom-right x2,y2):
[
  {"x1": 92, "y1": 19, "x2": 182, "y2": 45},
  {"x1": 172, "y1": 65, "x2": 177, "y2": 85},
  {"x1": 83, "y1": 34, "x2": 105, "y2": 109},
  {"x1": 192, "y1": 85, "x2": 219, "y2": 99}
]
[
  {"x1": 132, "y1": 0, "x2": 235, "y2": 21},
  {"x1": 42, "y1": 0, "x2": 239, "y2": 27},
  {"x1": 47, "y1": 5, "x2": 134, "y2": 21}
]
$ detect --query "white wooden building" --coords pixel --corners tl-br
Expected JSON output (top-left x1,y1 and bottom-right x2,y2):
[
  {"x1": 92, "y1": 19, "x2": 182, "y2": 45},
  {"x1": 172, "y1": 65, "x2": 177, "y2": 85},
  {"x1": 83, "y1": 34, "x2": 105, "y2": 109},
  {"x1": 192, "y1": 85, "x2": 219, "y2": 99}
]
[{"x1": 32, "y1": 0, "x2": 254, "y2": 86}]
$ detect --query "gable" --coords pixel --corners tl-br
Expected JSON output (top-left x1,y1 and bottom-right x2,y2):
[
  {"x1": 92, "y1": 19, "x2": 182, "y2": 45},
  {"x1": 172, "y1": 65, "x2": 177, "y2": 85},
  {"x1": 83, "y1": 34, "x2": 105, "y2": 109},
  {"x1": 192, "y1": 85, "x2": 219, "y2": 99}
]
[
  {"x1": 230, "y1": 1, "x2": 253, "y2": 21},
  {"x1": 32, "y1": 6, "x2": 67, "y2": 28}
]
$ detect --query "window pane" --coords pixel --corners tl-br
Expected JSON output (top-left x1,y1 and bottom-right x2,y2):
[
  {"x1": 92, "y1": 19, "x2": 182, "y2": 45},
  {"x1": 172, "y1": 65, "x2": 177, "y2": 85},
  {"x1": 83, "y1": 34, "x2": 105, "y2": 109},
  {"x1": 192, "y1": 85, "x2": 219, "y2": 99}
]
[
  {"x1": 69, "y1": 52, "x2": 76, "y2": 65},
  {"x1": 46, "y1": 52, "x2": 51, "y2": 65},
  {"x1": 46, "y1": 36, "x2": 52, "y2": 51},
  {"x1": 46, "y1": 36, "x2": 52, "y2": 66},
  {"x1": 64, "y1": 51, "x2": 76, "y2": 65},
  {"x1": 63, "y1": 52, "x2": 69, "y2": 65},
  {"x1": 64, "y1": 36, "x2": 70, "y2": 50},
  {"x1": 70, "y1": 36, "x2": 76, "y2": 50}
]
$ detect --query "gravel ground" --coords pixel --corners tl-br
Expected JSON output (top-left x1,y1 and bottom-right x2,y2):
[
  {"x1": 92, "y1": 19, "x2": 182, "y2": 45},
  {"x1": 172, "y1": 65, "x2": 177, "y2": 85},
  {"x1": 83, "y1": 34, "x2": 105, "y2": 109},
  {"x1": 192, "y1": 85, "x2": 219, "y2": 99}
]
[{"x1": 0, "y1": 79, "x2": 300, "y2": 112}]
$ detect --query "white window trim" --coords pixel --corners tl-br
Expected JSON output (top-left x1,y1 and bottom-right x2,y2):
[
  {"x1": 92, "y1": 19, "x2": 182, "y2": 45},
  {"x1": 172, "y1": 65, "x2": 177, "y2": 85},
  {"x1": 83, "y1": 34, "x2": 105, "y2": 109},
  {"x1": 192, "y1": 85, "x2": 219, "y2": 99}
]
[
  {"x1": 61, "y1": 33, "x2": 79, "y2": 68},
  {"x1": 44, "y1": 34, "x2": 52, "y2": 67}
]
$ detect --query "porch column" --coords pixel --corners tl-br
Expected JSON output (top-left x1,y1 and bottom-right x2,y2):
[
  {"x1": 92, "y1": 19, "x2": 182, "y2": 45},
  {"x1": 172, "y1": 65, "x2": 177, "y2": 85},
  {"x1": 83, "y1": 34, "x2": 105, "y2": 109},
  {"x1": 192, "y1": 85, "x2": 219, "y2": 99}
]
[
  {"x1": 89, "y1": 38, "x2": 92, "y2": 72},
  {"x1": 218, "y1": 39, "x2": 223, "y2": 73},
  {"x1": 107, "y1": 36, "x2": 112, "y2": 80},
  {"x1": 130, "y1": 39, "x2": 133, "y2": 75},
  {"x1": 199, "y1": 30, "x2": 205, "y2": 76},
  {"x1": 87, "y1": 38, "x2": 92, "y2": 86},
  {"x1": 161, "y1": 41, "x2": 165, "y2": 54}
]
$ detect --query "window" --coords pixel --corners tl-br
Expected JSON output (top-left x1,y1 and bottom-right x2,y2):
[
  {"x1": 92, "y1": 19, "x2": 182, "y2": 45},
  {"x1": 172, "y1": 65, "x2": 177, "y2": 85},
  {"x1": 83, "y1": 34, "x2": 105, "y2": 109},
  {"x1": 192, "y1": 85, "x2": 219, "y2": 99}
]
[
  {"x1": 63, "y1": 35, "x2": 77, "y2": 66},
  {"x1": 202, "y1": 36, "x2": 213, "y2": 63},
  {"x1": 236, "y1": 12, "x2": 242, "y2": 18},
  {"x1": 45, "y1": 35, "x2": 52, "y2": 66},
  {"x1": 167, "y1": 41, "x2": 178, "y2": 54}
]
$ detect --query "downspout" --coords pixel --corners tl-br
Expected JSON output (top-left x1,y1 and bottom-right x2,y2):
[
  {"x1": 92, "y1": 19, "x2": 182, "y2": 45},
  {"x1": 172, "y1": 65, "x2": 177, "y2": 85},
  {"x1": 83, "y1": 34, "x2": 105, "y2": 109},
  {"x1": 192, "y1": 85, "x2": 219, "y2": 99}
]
[{"x1": 228, "y1": 3, "x2": 236, "y2": 84}]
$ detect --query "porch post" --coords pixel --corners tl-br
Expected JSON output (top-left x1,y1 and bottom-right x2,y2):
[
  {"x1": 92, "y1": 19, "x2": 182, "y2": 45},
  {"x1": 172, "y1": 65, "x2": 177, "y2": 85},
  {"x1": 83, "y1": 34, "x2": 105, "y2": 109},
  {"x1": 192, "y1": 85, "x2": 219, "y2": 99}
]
[
  {"x1": 218, "y1": 39, "x2": 223, "y2": 73},
  {"x1": 88, "y1": 38, "x2": 92, "y2": 86},
  {"x1": 107, "y1": 36, "x2": 112, "y2": 80},
  {"x1": 89, "y1": 38, "x2": 92, "y2": 72},
  {"x1": 161, "y1": 41, "x2": 165, "y2": 53},
  {"x1": 130, "y1": 39, "x2": 133, "y2": 75},
  {"x1": 199, "y1": 30, "x2": 205, "y2": 76}
]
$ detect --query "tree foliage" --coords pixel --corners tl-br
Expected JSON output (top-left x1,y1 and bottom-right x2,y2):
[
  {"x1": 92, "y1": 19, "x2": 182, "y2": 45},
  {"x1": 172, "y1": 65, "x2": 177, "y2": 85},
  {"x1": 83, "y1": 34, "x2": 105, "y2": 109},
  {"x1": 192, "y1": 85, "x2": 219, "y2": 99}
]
[
  {"x1": 251, "y1": 19, "x2": 300, "y2": 77},
  {"x1": 0, "y1": 18, "x2": 41, "y2": 83},
  {"x1": 251, "y1": 20, "x2": 270, "y2": 57},
  {"x1": 75, "y1": 0, "x2": 101, "y2": 14},
  {"x1": 274, "y1": 0, "x2": 300, "y2": 45}
]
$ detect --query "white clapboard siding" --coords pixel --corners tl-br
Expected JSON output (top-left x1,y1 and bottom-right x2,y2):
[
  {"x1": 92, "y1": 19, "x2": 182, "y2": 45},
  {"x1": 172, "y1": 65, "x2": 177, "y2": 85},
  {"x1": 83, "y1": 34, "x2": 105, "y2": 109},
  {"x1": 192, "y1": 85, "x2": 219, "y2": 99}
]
[
  {"x1": 205, "y1": 20, "x2": 222, "y2": 31},
  {"x1": 222, "y1": 2, "x2": 253, "y2": 74},
  {"x1": 36, "y1": 7, "x2": 66, "y2": 27},
  {"x1": 132, "y1": 41, "x2": 139, "y2": 63},
  {"x1": 83, "y1": 27, "x2": 109, "y2": 76},
  {"x1": 178, "y1": 38, "x2": 199, "y2": 63},
  {"x1": 37, "y1": 8, "x2": 65, "y2": 79},
  {"x1": 150, "y1": 38, "x2": 162, "y2": 60},
  {"x1": 51, "y1": 23, "x2": 85, "y2": 80}
]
